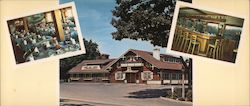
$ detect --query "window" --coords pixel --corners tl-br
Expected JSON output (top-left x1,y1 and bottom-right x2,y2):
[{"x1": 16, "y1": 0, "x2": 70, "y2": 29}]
[
  {"x1": 141, "y1": 71, "x2": 153, "y2": 80},
  {"x1": 165, "y1": 57, "x2": 180, "y2": 63},
  {"x1": 172, "y1": 73, "x2": 176, "y2": 80},
  {"x1": 72, "y1": 74, "x2": 79, "y2": 78},
  {"x1": 178, "y1": 74, "x2": 182, "y2": 80},
  {"x1": 223, "y1": 25, "x2": 242, "y2": 48},
  {"x1": 207, "y1": 23, "x2": 219, "y2": 35},
  {"x1": 85, "y1": 74, "x2": 91, "y2": 78},
  {"x1": 79, "y1": 74, "x2": 83, "y2": 77},
  {"x1": 162, "y1": 73, "x2": 170, "y2": 80},
  {"x1": 115, "y1": 71, "x2": 125, "y2": 80}
]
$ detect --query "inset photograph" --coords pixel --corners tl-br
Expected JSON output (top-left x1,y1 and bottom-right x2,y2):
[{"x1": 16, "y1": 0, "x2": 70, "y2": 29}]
[
  {"x1": 170, "y1": 2, "x2": 244, "y2": 63},
  {"x1": 7, "y1": 2, "x2": 85, "y2": 65},
  {"x1": 60, "y1": 0, "x2": 193, "y2": 106},
  {"x1": 61, "y1": 47, "x2": 193, "y2": 106}
]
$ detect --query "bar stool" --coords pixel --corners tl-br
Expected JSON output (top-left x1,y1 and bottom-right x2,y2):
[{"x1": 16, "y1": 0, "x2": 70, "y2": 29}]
[
  {"x1": 172, "y1": 28, "x2": 179, "y2": 48},
  {"x1": 187, "y1": 34, "x2": 200, "y2": 54},
  {"x1": 206, "y1": 39, "x2": 223, "y2": 59},
  {"x1": 179, "y1": 31, "x2": 191, "y2": 52},
  {"x1": 173, "y1": 29, "x2": 183, "y2": 50}
]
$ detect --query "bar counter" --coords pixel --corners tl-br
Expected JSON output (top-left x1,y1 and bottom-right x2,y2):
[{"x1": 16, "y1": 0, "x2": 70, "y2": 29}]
[{"x1": 176, "y1": 26, "x2": 220, "y2": 54}]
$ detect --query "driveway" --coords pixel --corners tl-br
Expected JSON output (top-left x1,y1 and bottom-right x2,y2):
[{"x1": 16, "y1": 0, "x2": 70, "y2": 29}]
[{"x1": 60, "y1": 83, "x2": 192, "y2": 106}]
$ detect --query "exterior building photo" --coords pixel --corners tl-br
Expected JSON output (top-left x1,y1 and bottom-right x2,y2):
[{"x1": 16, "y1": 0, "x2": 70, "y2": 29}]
[{"x1": 68, "y1": 49, "x2": 191, "y2": 85}]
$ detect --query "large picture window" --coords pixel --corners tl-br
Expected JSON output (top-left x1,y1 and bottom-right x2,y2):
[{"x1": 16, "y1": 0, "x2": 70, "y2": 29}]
[
  {"x1": 141, "y1": 71, "x2": 153, "y2": 80},
  {"x1": 207, "y1": 23, "x2": 219, "y2": 35},
  {"x1": 223, "y1": 25, "x2": 242, "y2": 48}
]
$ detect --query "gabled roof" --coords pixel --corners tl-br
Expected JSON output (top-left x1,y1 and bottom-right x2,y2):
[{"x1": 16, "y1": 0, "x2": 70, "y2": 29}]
[
  {"x1": 68, "y1": 59, "x2": 116, "y2": 74},
  {"x1": 130, "y1": 49, "x2": 183, "y2": 70},
  {"x1": 80, "y1": 59, "x2": 115, "y2": 65},
  {"x1": 105, "y1": 49, "x2": 183, "y2": 70},
  {"x1": 68, "y1": 49, "x2": 184, "y2": 74}
]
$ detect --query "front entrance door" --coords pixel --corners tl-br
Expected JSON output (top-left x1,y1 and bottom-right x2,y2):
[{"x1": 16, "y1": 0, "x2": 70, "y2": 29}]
[{"x1": 126, "y1": 73, "x2": 136, "y2": 83}]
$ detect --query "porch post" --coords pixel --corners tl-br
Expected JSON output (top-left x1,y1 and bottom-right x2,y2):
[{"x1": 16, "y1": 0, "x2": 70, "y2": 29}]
[
  {"x1": 181, "y1": 69, "x2": 185, "y2": 98},
  {"x1": 160, "y1": 71, "x2": 163, "y2": 85}
]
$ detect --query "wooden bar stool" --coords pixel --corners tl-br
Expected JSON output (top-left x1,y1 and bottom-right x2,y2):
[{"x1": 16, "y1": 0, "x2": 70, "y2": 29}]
[
  {"x1": 179, "y1": 32, "x2": 191, "y2": 52},
  {"x1": 206, "y1": 39, "x2": 223, "y2": 59},
  {"x1": 217, "y1": 39, "x2": 224, "y2": 60},
  {"x1": 172, "y1": 28, "x2": 179, "y2": 47},
  {"x1": 173, "y1": 29, "x2": 183, "y2": 50},
  {"x1": 187, "y1": 34, "x2": 200, "y2": 54}
]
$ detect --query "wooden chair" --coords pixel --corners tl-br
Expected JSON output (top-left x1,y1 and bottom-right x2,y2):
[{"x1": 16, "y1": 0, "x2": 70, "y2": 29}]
[
  {"x1": 206, "y1": 39, "x2": 223, "y2": 59},
  {"x1": 220, "y1": 39, "x2": 236, "y2": 62},
  {"x1": 187, "y1": 34, "x2": 200, "y2": 54}
]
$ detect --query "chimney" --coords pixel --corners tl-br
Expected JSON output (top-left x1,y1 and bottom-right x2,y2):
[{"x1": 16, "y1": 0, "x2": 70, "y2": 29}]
[{"x1": 153, "y1": 48, "x2": 160, "y2": 60}]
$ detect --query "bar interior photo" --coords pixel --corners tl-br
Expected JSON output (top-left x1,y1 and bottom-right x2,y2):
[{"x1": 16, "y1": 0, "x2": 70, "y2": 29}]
[
  {"x1": 7, "y1": 6, "x2": 81, "y2": 64},
  {"x1": 171, "y1": 6, "x2": 244, "y2": 63}
]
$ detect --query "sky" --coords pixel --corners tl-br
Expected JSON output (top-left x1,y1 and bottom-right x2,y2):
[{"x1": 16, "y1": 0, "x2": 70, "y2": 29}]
[{"x1": 60, "y1": 0, "x2": 167, "y2": 58}]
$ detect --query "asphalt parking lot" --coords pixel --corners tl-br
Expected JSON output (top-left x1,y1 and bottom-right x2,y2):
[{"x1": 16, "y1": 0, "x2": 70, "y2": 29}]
[{"x1": 60, "y1": 83, "x2": 192, "y2": 106}]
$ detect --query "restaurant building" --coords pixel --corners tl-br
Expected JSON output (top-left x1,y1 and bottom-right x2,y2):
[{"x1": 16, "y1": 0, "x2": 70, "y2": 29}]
[{"x1": 68, "y1": 49, "x2": 189, "y2": 85}]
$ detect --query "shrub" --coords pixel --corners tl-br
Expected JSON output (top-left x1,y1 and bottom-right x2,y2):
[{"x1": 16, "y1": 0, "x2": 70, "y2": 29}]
[{"x1": 186, "y1": 89, "x2": 192, "y2": 101}]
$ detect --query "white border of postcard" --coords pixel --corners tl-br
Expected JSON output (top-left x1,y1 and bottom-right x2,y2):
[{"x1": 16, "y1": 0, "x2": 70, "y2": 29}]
[
  {"x1": 166, "y1": 1, "x2": 246, "y2": 65},
  {"x1": 4, "y1": 2, "x2": 86, "y2": 68}
]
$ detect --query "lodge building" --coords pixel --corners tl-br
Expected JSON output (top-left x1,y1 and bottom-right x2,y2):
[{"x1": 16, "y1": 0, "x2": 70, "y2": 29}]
[{"x1": 68, "y1": 49, "x2": 190, "y2": 85}]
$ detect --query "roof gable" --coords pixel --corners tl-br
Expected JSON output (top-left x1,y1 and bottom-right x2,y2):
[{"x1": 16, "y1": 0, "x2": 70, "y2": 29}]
[
  {"x1": 68, "y1": 59, "x2": 116, "y2": 73},
  {"x1": 129, "y1": 49, "x2": 183, "y2": 70},
  {"x1": 105, "y1": 49, "x2": 183, "y2": 70}
]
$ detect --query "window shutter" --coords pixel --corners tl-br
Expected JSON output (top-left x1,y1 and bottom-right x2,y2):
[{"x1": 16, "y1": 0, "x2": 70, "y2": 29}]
[
  {"x1": 122, "y1": 72, "x2": 125, "y2": 80},
  {"x1": 141, "y1": 72, "x2": 144, "y2": 80},
  {"x1": 115, "y1": 72, "x2": 118, "y2": 80},
  {"x1": 150, "y1": 72, "x2": 153, "y2": 80}
]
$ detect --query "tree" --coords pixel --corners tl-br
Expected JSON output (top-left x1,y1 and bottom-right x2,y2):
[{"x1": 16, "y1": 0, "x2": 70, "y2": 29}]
[
  {"x1": 60, "y1": 39, "x2": 100, "y2": 80},
  {"x1": 180, "y1": 56, "x2": 192, "y2": 99},
  {"x1": 111, "y1": 0, "x2": 191, "y2": 47}
]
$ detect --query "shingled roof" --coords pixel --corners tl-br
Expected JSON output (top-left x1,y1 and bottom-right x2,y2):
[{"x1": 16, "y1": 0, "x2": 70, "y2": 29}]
[
  {"x1": 104, "y1": 49, "x2": 183, "y2": 70},
  {"x1": 130, "y1": 49, "x2": 183, "y2": 70},
  {"x1": 68, "y1": 49, "x2": 184, "y2": 74}
]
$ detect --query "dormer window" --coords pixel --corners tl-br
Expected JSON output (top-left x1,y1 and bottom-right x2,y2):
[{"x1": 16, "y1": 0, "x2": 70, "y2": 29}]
[{"x1": 81, "y1": 65, "x2": 101, "y2": 70}]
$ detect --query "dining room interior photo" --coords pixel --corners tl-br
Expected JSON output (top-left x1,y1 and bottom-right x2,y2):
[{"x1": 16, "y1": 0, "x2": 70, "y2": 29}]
[{"x1": 7, "y1": 6, "x2": 81, "y2": 64}]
